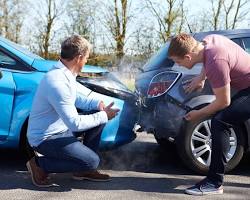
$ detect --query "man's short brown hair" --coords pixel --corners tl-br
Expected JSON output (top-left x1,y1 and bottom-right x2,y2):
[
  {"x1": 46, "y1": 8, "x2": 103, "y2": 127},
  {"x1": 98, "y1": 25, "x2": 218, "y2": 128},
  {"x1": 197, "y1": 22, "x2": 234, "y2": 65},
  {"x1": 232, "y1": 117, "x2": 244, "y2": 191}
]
[
  {"x1": 168, "y1": 33, "x2": 197, "y2": 58},
  {"x1": 60, "y1": 35, "x2": 92, "y2": 60}
]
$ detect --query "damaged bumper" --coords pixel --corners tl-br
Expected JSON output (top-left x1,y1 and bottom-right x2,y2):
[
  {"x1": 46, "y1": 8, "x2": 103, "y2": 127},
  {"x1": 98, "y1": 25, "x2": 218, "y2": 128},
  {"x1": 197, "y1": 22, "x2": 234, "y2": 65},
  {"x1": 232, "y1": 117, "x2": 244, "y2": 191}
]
[
  {"x1": 136, "y1": 94, "x2": 187, "y2": 141},
  {"x1": 77, "y1": 72, "x2": 139, "y2": 150}
]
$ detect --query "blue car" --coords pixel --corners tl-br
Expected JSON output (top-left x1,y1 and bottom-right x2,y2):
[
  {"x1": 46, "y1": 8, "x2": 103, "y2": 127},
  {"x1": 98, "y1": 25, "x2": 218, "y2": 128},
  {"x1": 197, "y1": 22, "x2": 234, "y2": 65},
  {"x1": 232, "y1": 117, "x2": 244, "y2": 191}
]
[{"x1": 0, "y1": 36, "x2": 137, "y2": 151}]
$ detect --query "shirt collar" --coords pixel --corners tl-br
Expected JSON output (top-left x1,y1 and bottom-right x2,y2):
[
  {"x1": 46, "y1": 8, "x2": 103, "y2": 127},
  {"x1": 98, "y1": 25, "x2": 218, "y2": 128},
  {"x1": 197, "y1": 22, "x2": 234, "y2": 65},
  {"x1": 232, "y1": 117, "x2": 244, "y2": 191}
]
[{"x1": 53, "y1": 60, "x2": 77, "y2": 80}]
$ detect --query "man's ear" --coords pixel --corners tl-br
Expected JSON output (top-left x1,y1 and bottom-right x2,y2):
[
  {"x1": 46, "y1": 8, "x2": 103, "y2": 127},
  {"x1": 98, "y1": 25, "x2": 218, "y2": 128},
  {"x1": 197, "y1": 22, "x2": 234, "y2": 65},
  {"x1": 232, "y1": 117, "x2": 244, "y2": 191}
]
[
  {"x1": 184, "y1": 54, "x2": 192, "y2": 61},
  {"x1": 75, "y1": 55, "x2": 82, "y2": 63}
]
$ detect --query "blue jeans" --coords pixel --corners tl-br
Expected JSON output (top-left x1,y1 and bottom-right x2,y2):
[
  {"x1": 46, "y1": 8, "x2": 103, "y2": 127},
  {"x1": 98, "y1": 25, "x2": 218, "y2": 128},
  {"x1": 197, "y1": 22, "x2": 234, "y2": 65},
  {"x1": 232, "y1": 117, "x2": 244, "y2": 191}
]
[
  {"x1": 207, "y1": 87, "x2": 250, "y2": 186},
  {"x1": 33, "y1": 125, "x2": 105, "y2": 173}
]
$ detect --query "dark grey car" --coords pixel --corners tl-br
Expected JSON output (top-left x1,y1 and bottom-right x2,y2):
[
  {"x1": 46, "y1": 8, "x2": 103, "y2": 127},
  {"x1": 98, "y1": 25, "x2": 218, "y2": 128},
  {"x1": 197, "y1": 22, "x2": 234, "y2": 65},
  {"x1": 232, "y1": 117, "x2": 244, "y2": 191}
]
[{"x1": 135, "y1": 29, "x2": 250, "y2": 174}]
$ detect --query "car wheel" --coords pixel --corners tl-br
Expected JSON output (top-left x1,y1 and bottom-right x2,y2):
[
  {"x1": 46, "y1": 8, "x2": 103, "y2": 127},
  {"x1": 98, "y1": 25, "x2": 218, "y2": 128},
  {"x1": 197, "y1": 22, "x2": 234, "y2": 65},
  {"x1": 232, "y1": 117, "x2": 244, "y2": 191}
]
[
  {"x1": 176, "y1": 118, "x2": 245, "y2": 175},
  {"x1": 19, "y1": 119, "x2": 30, "y2": 157}
]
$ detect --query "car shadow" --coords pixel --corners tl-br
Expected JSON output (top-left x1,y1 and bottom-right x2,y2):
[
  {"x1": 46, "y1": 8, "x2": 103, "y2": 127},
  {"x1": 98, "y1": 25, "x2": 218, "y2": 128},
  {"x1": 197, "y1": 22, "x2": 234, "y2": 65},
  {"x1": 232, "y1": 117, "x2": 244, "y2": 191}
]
[
  {"x1": 0, "y1": 137, "x2": 249, "y2": 193},
  {"x1": 0, "y1": 149, "x2": 186, "y2": 193},
  {"x1": 100, "y1": 139, "x2": 193, "y2": 175},
  {"x1": 0, "y1": 142, "x2": 186, "y2": 194},
  {"x1": 0, "y1": 169, "x2": 187, "y2": 193}
]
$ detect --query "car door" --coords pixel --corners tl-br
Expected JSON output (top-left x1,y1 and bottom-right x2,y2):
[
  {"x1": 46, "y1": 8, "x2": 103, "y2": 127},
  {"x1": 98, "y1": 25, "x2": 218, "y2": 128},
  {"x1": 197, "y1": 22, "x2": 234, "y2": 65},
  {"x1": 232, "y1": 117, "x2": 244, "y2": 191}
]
[{"x1": 0, "y1": 50, "x2": 16, "y2": 140}]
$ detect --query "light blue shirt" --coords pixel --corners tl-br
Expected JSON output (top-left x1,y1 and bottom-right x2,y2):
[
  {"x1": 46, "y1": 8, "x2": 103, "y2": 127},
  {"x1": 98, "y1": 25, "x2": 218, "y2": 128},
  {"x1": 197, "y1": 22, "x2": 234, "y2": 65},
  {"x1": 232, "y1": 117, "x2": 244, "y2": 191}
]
[{"x1": 27, "y1": 61, "x2": 108, "y2": 147}]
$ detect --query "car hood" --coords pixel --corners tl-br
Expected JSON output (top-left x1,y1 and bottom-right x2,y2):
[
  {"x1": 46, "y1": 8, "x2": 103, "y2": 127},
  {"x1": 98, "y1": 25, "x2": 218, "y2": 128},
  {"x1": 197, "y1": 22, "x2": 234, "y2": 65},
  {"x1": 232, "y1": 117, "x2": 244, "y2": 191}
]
[
  {"x1": 77, "y1": 72, "x2": 137, "y2": 102},
  {"x1": 32, "y1": 59, "x2": 108, "y2": 73}
]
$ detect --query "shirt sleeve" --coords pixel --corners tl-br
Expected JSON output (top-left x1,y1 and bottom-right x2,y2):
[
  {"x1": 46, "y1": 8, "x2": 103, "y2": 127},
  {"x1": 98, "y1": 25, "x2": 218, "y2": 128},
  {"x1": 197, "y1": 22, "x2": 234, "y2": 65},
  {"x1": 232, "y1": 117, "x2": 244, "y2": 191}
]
[
  {"x1": 205, "y1": 59, "x2": 231, "y2": 89},
  {"x1": 47, "y1": 80, "x2": 108, "y2": 132},
  {"x1": 75, "y1": 81, "x2": 100, "y2": 111}
]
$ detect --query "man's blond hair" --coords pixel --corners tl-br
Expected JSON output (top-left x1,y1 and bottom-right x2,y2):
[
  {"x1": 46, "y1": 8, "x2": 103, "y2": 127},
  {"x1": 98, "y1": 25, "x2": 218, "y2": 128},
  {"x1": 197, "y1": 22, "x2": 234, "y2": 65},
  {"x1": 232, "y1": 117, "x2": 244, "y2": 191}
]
[{"x1": 168, "y1": 33, "x2": 198, "y2": 58}]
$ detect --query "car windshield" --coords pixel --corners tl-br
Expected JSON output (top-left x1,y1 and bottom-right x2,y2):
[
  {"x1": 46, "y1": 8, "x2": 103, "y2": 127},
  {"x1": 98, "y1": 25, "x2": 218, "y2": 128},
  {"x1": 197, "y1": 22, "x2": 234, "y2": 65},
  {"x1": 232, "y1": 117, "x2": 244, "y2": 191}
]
[
  {"x1": 0, "y1": 36, "x2": 43, "y2": 60},
  {"x1": 143, "y1": 42, "x2": 174, "y2": 72}
]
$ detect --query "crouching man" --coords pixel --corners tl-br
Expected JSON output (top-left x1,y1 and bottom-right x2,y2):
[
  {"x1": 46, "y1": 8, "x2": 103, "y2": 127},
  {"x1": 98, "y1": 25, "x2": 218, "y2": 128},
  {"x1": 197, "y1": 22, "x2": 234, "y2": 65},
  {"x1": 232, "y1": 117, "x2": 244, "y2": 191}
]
[{"x1": 26, "y1": 35, "x2": 119, "y2": 187}]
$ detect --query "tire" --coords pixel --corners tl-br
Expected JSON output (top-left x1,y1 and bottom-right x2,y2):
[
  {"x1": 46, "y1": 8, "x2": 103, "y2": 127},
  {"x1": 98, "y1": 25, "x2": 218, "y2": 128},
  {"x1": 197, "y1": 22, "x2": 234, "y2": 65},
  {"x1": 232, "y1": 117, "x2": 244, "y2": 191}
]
[
  {"x1": 176, "y1": 118, "x2": 245, "y2": 175},
  {"x1": 19, "y1": 119, "x2": 30, "y2": 159}
]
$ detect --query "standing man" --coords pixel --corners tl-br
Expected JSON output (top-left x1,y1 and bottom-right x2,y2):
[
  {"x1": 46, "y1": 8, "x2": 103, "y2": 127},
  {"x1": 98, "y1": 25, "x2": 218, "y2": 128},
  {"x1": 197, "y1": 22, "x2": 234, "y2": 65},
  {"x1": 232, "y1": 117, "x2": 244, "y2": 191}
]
[
  {"x1": 26, "y1": 35, "x2": 119, "y2": 187},
  {"x1": 168, "y1": 33, "x2": 250, "y2": 195}
]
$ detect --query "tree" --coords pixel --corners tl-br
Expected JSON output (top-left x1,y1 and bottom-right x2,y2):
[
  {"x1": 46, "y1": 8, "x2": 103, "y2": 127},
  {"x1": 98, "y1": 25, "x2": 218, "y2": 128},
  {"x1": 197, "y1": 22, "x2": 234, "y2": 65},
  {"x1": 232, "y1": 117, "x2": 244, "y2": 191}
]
[
  {"x1": 132, "y1": 25, "x2": 156, "y2": 58},
  {"x1": 206, "y1": 0, "x2": 249, "y2": 30},
  {"x1": 0, "y1": 0, "x2": 26, "y2": 43},
  {"x1": 30, "y1": 0, "x2": 64, "y2": 59},
  {"x1": 101, "y1": 0, "x2": 132, "y2": 62},
  {"x1": 223, "y1": 0, "x2": 234, "y2": 29},
  {"x1": 145, "y1": 0, "x2": 185, "y2": 43},
  {"x1": 211, "y1": 0, "x2": 224, "y2": 30},
  {"x1": 65, "y1": 0, "x2": 96, "y2": 42},
  {"x1": 223, "y1": 0, "x2": 248, "y2": 29},
  {"x1": 188, "y1": 0, "x2": 249, "y2": 32}
]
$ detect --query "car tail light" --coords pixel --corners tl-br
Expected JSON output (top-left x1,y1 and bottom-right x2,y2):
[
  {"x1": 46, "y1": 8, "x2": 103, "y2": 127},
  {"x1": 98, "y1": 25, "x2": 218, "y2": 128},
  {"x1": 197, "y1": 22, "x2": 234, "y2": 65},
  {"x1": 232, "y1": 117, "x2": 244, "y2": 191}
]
[{"x1": 147, "y1": 71, "x2": 181, "y2": 98}]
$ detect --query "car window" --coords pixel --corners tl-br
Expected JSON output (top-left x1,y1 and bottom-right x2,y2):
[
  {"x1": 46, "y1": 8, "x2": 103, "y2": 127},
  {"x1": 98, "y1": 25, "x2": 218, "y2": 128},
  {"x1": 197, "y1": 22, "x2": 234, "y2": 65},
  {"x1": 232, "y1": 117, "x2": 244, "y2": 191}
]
[
  {"x1": 231, "y1": 38, "x2": 241, "y2": 46},
  {"x1": 242, "y1": 38, "x2": 250, "y2": 54},
  {"x1": 0, "y1": 51, "x2": 16, "y2": 65},
  {"x1": 0, "y1": 50, "x2": 30, "y2": 71}
]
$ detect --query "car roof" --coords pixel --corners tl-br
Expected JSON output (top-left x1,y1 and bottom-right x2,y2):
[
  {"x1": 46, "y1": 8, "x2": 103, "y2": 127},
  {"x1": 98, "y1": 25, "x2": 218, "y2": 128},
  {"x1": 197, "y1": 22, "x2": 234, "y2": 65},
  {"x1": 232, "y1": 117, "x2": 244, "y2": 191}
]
[
  {"x1": 0, "y1": 36, "x2": 42, "y2": 65},
  {"x1": 193, "y1": 29, "x2": 250, "y2": 41},
  {"x1": 32, "y1": 59, "x2": 108, "y2": 73}
]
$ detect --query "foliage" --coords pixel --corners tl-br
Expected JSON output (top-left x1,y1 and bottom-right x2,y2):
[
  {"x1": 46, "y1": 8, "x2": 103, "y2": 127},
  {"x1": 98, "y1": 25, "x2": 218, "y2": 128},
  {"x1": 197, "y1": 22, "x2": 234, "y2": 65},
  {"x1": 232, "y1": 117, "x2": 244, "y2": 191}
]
[{"x1": 1, "y1": 0, "x2": 250, "y2": 72}]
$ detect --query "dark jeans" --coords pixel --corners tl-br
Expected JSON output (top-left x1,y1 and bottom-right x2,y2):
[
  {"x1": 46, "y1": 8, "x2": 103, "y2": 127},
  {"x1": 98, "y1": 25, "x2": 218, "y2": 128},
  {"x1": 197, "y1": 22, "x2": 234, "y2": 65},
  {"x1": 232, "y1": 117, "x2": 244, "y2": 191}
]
[
  {"x1": 27, "y1": 125, "x2": 104, "y2": 173},
  {"x1": 207, "y1": 87, "x2": 250, "y2": 186}
]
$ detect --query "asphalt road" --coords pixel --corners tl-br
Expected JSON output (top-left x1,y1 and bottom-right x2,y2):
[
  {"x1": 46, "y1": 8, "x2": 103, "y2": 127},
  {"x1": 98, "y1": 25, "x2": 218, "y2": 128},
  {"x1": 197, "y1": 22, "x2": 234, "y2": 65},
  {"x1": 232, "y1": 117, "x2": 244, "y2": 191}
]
[{"x1": 0, "y1": 133, "x2": 249, "y2": 200}]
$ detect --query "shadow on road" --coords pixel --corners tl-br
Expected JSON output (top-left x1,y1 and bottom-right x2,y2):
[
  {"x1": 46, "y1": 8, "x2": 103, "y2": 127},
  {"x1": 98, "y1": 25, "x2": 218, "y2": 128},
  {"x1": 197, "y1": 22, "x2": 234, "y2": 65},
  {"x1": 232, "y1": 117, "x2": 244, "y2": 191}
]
[
  {"x1": 100, "y1": 140, "x2": 190, "y2": 175},
  {"x1": 0, "y1": 148, "x2": 188, "y2": 193},
  {"x1": 0, "y1": 135, "x2": 249, "y2": 193}
]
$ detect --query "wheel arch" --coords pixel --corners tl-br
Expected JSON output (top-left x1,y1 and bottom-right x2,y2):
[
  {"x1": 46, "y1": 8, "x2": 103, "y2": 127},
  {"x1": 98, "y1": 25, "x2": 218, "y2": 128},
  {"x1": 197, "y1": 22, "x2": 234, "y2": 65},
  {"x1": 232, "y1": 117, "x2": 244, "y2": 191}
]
[
  {"x1": 185, "y1": 95, "x2": 215, "y2": 109},
  {"x1": 19, "y1": 117, "x2": 29, "y2": 150},
  {"x1": 176, "y1": 102, "x2": 247, "y2": 174}
]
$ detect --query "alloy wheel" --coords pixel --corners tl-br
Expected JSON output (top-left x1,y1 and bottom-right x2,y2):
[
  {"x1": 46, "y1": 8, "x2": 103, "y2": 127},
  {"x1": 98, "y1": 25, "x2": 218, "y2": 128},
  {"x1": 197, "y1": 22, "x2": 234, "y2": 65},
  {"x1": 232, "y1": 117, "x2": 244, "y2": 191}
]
[{"x1": 190, "y1": 120, "x2": 237, "y2": 167}]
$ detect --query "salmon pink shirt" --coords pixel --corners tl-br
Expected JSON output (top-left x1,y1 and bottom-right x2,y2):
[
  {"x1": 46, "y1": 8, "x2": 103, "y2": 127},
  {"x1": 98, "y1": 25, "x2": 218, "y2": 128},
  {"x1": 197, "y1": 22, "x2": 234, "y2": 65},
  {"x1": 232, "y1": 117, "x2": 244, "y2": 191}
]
[{"x1": 203, "y1": 34, "x2": 250, "y2": 91}]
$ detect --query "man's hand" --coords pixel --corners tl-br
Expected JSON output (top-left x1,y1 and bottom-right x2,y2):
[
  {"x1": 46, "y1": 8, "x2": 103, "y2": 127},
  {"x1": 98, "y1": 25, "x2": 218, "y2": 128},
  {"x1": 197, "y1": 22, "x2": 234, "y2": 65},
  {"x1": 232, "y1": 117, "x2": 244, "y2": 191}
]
[
  {"x1": 98, "y1": 101, "x2": 105, "y2": 111},
  {"x1": 183, "y1": 75, "x2": 205, "y2": 94},
  {"x1": 184, "y1": 84, "x2": 231, "y2": 122},
  {"x1": 184, "y1": 109, "x2": 205, "y2": 122},
  {"x1": 103, "y1": 102, "x2": 120, "y2": 120}
]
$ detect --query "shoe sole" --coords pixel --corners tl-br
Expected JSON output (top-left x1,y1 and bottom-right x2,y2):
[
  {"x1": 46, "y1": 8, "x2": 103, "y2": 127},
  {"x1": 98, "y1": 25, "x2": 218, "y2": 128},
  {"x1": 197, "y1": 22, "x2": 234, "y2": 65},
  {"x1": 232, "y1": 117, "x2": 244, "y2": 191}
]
[
  {"x1": 26, "y1": 162, "x2": 54, "y2": 188},
  {"x1": 72, "y1": 176, "x2": 111, "y2": 182},
  {"x1": 185, "y1": 189, "x2": 223, "y2": 196}
]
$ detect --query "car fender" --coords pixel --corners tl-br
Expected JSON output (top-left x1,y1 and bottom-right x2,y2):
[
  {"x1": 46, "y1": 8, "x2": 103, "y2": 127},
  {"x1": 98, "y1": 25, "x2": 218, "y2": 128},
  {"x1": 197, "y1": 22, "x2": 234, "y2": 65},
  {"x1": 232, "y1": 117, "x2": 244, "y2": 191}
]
[
  {"x1": 185, "y1": 95, "x2": 215, "y2": 110},
  {"x1": 8, "y1": 94, "x2": 33, "y2": 148}
]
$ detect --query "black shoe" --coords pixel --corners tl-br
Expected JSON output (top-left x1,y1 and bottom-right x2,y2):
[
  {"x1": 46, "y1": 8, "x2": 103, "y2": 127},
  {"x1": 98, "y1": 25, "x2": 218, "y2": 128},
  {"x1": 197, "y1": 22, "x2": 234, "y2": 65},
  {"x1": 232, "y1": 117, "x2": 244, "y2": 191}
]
[{"x1": 185, "y1": 178, "x2": 223, "y2": 196}]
